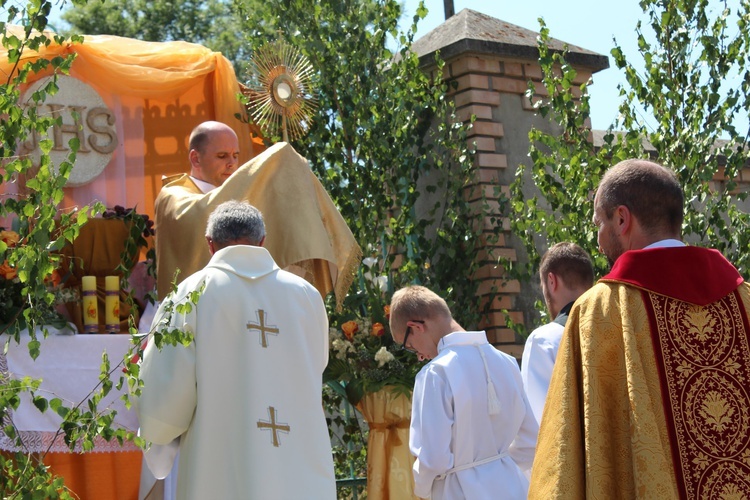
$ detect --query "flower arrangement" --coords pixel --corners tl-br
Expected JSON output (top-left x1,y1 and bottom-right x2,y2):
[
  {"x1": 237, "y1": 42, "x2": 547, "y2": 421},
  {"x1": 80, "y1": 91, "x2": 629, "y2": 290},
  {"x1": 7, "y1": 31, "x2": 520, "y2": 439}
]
[
  {"x1": 324, "y1": 258, "x2": 423, "y2": 406},
  {"x1": 0, "y1": 229, "x2": 75, "y2": 329},
  {"x1": 102, "y1": 205, "x2": 156, "y2": 277},
  {"x1": 0, "y1": 230, "x2": 24, "y2": 325}
]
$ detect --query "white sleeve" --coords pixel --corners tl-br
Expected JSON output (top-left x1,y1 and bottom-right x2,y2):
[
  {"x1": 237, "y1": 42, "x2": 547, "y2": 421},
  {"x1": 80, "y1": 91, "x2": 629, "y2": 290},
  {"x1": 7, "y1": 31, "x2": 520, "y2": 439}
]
[
  {"x1": 143, "y1": 437, "x2": 180, "y2": 479},
  {"x1": 409, "y1": 366, "x2": 454, "y2": 499},
  {"x1": 136, "y1": 299, "x2": 197, "y2": 446},
  {"x1": 509, "y1": 361, "x2": 539, "y2": 475},
  {"x1": 520, "y1": 325, "x2": 562, "y2": 424}
]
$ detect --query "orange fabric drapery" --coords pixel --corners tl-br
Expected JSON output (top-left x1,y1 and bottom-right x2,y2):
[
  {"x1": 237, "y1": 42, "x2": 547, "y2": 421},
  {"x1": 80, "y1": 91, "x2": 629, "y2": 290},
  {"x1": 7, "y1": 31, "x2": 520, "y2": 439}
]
[
  {"x1": 44, "y1": 451, "x2": 142, "y2": 500},
  {"x1": 357, "y1": 387, "x2": 418, "y2": 500},
  {"x1": 0, "y1": 26, "x2": 266, "y2": 220}
]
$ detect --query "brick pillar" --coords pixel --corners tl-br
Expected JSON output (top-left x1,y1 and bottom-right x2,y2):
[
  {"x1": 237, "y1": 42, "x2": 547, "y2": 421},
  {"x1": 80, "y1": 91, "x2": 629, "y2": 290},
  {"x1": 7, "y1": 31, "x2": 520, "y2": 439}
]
[
  {"x1": 412, "y1": 10, "x2": 609, "y2": 359},
  {"x1": 429, "y1": 54, "x2": 595, "y2": 358}
]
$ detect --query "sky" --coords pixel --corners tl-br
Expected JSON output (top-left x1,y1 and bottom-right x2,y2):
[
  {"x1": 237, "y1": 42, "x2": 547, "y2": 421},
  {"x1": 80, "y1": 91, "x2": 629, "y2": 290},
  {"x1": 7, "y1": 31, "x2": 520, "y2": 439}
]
[
  {"x1": 47, "y1": 0, "x2": 740, "y2": 133},
  {"x1": 401, "y1": 0, "x2": 643, "y2": 131},
  {"x1": 403, "y1": 0, "x2": 749, "y2": 134}
]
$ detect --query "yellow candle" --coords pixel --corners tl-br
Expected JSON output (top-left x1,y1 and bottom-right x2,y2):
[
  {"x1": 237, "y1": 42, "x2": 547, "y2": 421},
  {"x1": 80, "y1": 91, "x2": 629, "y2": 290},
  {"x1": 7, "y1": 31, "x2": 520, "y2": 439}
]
[
  {"x1": 81, "y1": 275, "x2": 98, "y2": 334},
  {"x1": 105, "y1": 275, "x2": 120, "y2": 334}
]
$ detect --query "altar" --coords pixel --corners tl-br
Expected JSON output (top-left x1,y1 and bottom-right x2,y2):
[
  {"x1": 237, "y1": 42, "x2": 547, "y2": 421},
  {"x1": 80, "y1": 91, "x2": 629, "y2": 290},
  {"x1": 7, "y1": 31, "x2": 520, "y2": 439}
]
[
  {"x1": 0, "y1": 327, "x2": 140, "y2": 499},
  {"x1": 0, "y1": 27, "x2": 265, "y2": 223}
]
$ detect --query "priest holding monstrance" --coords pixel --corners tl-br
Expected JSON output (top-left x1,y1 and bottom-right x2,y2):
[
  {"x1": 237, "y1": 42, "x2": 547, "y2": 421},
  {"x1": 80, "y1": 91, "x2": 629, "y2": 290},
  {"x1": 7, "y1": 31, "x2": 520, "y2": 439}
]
[
  {"x1": 152, "y1": 121, "x2": 359, "y2": 307},
  {"x1": 138, "y1": 41, "x2": 360, "y2": 499}
]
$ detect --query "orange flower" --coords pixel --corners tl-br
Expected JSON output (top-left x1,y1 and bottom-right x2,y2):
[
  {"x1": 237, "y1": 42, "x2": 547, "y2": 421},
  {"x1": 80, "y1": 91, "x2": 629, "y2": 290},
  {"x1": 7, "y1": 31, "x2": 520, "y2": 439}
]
[
  {"x1": 383, "y1": 305, "x2": 390, "y2": 319},
  {"x1": 371, "y1": 322, "x2": 385, "y2": 337},
  {"x1": 0, "y1": 261, "x2": 17, "y2": 280},
  {"x1": 0, "y1": 230, "x2": 20, "y2": 247},
  {"x1": 45, "y1": 269, "x2": 62, "y2": 287},
  {"x1": 341, "y1": 320, "x2": 359, "y2": 341}
]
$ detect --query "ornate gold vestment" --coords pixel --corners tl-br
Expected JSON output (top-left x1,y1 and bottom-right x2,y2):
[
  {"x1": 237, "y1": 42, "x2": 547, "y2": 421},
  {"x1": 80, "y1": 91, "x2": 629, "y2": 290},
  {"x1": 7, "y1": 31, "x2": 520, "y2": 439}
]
[
  {"x1": 154, "y1": 142, "x2": 360, "y2": 305},
  {"x1": 529, "y1": 246, "x2": 750, "y2": 499}
]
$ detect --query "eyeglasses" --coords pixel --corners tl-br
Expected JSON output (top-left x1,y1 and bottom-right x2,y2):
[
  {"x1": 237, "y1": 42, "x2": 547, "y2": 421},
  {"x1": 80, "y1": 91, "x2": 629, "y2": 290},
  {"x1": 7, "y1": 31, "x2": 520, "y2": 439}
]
[{"x1": 400, "y1": 320, "x2": 424, "y2": 353}]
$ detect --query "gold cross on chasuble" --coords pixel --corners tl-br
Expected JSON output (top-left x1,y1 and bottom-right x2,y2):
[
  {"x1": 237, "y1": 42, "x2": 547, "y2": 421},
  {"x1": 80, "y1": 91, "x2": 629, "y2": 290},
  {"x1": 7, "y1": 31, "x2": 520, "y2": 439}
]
[
  {"x1": 246, "y1": 309, "x2": 279, "y2": 348},
  {"x1": 257, "y1": 406, "x2": 290, "y2": 447}
]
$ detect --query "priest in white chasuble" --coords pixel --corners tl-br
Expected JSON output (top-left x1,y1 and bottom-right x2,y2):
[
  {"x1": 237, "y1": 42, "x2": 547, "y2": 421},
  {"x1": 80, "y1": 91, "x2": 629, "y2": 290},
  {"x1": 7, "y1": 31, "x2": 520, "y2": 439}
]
[
  {"x1": 136, "y1": 201, "x2": 336, "y2": 499},
  {"x1": 153, "y1": 121, "x2": 359, "y2": 307},
  {"x1": 529, "y1": 159, "x2": 750, "y2": 499}
]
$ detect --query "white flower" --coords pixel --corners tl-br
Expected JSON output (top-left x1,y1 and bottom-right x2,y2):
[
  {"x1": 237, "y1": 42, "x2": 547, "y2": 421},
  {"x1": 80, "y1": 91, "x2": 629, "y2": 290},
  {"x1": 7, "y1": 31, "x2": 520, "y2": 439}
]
[
  {"x1": 373, "y1": 275, "x2": 388, "y2": 292},
  {"x1": 332, "y1": 339, "x2": 353, "y2": 360},
  {"x1": 362, "y1": 257, "x2": 378, "y2": 268},
  {"x1": 355, "y1": 319, "x2": 365, "y2": 333},
  {"x1": 374, "y1": 346, "x2": 396, "y2": 367},
  {"x1": 329, "y1": 327, "x2": 341, "y2": 341}
]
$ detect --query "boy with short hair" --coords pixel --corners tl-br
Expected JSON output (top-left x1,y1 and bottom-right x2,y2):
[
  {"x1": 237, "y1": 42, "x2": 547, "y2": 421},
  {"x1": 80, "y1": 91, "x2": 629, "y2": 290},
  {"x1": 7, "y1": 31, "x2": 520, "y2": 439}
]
[{"x1": 390, "y1": 285, "x2": 537, "y2": 499}]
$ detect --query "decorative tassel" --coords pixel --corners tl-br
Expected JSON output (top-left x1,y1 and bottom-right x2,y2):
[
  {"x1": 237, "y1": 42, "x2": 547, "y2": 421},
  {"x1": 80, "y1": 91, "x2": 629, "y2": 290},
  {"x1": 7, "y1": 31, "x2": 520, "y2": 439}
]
[{"x1": 477, "y1": 346, "x2": 501, "y2": 415}]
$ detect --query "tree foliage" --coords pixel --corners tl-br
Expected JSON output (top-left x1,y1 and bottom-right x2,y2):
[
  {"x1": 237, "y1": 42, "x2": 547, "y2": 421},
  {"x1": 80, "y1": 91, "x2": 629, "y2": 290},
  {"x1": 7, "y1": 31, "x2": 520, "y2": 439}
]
[
  {"x1": 61, "y1": 0, "x2": 249, "y2": 75},
  {"x1": 235, "y1": 0, "x2": 488, "y2": 328},
  {"x1": 234, "y1": 0, "x2": 491, "y2": 481},
  {"x1": 511, "y1": 0, "x2": 750, "y2": 326},
  {"x1": 0, "y1": 0, "x2": 109, "y2": 494},
  {"x1": 0, "y1": 1, "x2": 189, "y2": 495}
]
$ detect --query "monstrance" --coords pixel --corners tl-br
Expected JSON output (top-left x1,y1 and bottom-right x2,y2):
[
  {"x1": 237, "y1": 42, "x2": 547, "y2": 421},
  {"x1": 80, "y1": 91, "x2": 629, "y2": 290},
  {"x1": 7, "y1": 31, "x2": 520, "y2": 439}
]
[{"x1": 245, "y1": 39, "x2": 317, "y2": 143}]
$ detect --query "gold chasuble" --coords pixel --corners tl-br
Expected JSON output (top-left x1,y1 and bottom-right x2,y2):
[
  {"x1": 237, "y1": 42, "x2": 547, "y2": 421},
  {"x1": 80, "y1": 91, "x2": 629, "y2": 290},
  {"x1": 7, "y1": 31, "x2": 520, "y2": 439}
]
[
  {"x1": 154, "y1": 142, "x2": 360, "y2": 305},
  {"x1": 529, "y1": 246, "x2": 750, "y2": 500}
]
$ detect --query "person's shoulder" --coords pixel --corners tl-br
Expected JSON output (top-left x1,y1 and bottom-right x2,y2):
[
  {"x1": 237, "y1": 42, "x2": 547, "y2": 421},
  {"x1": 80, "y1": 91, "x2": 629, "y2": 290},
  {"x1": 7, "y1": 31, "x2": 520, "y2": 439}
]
[
  {"x1": 275, "y1": 268, "x2": 318, "y2": 289},
  {"x1": 273, "y1": 268, "x2": 325, "y2": 305},
  {"x1": 527, "y1": 321, "x2": 564, "y2": 340},
  {"x1": 158, "y1": 174, "x2": 199, "y2": 195},
  {"x1": 492, "y1": 346, "x2": 521, "y2": 367},
  {"x1": 161, "y1": 173, "x2": 190, "y2": 186},
  {"x1": 573, "y1": 280, "x2": 622, "y2": 309},
  {"x1": 162, "y1": 270, "x2": 209, "y2": 306},
  {"x1": 155, "y1": 174, "x2": 198, "y2": 208}
]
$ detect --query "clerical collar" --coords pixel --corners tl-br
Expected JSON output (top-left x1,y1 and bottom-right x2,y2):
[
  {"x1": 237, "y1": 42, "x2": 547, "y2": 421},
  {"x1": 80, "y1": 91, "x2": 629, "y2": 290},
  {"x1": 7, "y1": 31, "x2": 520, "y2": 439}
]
[
  {"x1": 189, "y1": 176, "x2": 216, "y2": 193},
  {"x1": 552, "y1": 301, "x2": 574, "y2": 327},
  {"x1": 643, "y1": 239, "x2": 685, "y2": 249}
]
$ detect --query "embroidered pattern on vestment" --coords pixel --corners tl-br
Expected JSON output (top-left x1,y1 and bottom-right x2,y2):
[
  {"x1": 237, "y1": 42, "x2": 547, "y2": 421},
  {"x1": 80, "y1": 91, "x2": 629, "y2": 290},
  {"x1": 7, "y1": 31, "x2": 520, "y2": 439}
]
[
  {"x1": 647, "y1": 290, "x2": 750, "y2": 499},
  {"x1": 247, "y1": 309, "x2": 279, "y2": 348},
  {"x1": 257, "y1": 406, "x2": 290, "y2": 447}
]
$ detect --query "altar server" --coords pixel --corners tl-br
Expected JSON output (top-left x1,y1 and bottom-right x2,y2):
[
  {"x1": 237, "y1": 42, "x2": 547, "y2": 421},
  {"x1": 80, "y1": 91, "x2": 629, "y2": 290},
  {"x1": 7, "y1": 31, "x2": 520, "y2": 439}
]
[{"x1": 390, "y1": 285, "x2": 538, "y2": 499}]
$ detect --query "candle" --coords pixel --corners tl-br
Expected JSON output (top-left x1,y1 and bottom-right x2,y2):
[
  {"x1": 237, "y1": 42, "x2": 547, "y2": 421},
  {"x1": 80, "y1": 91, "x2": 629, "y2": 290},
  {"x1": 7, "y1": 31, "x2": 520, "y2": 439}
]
[
  {"x1": 81, "y1": 275, "x2": 98, "y2": 334},
  {"x1": 105, "y1": 275, "x2": 120, "y2": 334}
]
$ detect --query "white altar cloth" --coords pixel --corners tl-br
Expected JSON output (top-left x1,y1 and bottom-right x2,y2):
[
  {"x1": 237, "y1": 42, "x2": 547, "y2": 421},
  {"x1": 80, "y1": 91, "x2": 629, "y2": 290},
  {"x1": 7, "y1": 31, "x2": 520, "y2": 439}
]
[{"x1": 0, "y1": 326, "x2": 139, "y2": 453}]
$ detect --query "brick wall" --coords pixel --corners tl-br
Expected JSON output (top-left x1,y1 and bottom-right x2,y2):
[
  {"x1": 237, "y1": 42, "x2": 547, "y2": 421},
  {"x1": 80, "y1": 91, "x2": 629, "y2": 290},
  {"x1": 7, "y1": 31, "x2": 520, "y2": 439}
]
[{"x1": 427, "y1": 53, "x2": 594, "y2": 357}]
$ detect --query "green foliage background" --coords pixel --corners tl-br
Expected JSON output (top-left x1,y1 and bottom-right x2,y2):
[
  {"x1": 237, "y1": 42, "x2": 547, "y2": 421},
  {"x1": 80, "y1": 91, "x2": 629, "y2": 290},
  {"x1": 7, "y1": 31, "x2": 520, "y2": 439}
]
[
  {"x1": 511, "y1": 0, "x2": 750, "y2": 329},
  {"x1": 233, "y1": 0, "x2": 487, "y2": 328},
  {"x1": 61, "y1": 0, "x2": 249, "y2": 75}
]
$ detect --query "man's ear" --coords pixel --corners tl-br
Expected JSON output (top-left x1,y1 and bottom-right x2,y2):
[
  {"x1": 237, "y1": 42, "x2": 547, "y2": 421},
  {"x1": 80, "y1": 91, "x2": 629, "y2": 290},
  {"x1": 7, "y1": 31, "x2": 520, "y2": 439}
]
[
  {"x1": 615, "y1": 205, "x2": 632, "y2": 236},
  {"x1": 258, "y1": 236, "x2": 266, "y2": 247},
  {"x1": 546, "y1": 272, "x2": 558, "y2": 292},
  {"x1": 206, "y1": 236, "x2": 215, "y2": 255},
  {"x1": 189, "y1": 149, "x2": 200, "y2": 169}
]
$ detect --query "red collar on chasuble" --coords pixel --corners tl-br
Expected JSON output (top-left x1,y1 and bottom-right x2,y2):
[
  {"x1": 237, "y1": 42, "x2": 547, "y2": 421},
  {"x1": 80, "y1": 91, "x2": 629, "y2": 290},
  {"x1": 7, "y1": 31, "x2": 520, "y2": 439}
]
[
  {"x1": 601, "y1": 246, "x2": 743, "y2": 305},
  {"x1": 603, "y1": 246, "x2": 750, "y2": 499}
]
